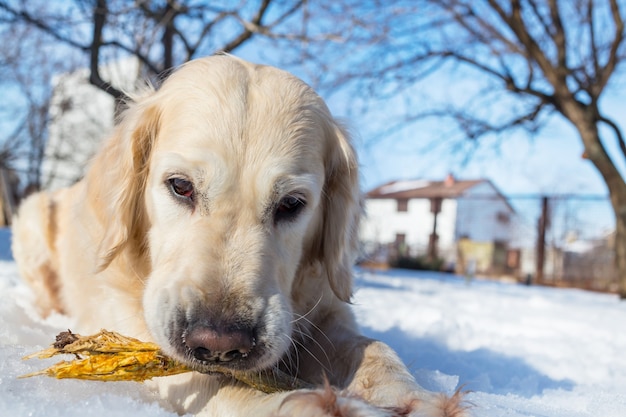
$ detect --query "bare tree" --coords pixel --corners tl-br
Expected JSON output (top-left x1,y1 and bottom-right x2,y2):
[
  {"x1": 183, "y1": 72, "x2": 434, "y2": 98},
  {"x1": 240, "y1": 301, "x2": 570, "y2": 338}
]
[
  {"x1": 328, "y1": 0, "x2": 626, "y2": 297},
  {"x1": 0, "y1": 0, "x2": 342, "y2": 191},
  {"x1": 0, "y1": 14, "x2": 80, "y2": 192},
  {"x1": 0, "y1": 0, "x2": 312, "y2": 103}
]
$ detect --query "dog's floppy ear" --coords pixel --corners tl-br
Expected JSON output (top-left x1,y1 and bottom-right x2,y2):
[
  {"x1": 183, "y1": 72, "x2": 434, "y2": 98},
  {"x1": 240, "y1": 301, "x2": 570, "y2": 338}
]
[
  {"x1": 315, "y1": 120, "x2": 361, "y2": 302},
  {"x1": 85, "y1": 100, "x2": 160, "y2": 270}
]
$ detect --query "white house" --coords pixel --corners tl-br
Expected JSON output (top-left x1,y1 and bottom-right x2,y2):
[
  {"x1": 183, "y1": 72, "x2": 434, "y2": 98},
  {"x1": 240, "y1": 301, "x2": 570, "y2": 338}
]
[
  {"x1": 42, "y1": 57, "x2": 143, "y2": 190},
  {"x1": 360, "y1": 175, "x2": 516, "y2": 274}
]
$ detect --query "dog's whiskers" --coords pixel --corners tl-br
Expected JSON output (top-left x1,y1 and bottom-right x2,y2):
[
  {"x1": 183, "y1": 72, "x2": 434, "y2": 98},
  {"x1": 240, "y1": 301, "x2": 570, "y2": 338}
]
[
  {"x1": 292, "y1": 313, "x2": 335, "y2": 352},
  {"x1": 280, "y1": 332, "x2": 301, "y2": 376},
  {"x1": 292, "y1": 326, "x2": 332, "y2": 367},
  {"x1": 290, "y1": 295, "x2": 323, "y2": 325},
  {"x1": 290, "y1": 295, "x2": 335, "y2": 352},
  {"x1": 289, "y1": 328, "x2": 331, "y2": 375}
]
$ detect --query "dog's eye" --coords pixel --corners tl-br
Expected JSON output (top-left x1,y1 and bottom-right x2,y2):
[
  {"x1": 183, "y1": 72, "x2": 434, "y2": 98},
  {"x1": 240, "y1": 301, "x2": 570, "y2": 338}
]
[
  {"x1": 274, "y1": 195, "x2": 306, "y2": 223},
  {"x1": 168, "y1": 178, "x2": 194, "y2": 200}
]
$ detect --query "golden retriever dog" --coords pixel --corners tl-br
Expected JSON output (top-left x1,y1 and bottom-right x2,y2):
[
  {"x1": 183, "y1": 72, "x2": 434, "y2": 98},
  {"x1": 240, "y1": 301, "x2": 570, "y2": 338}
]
[{"x1": 12, "y1": 55, "x2": 467, "y2": 417}]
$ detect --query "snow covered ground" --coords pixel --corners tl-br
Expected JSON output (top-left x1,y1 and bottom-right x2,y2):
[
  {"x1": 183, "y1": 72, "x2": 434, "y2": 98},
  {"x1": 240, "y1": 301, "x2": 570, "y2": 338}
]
[{"x1": 1, "y1": 227, "x2": 625, "y2": 416}]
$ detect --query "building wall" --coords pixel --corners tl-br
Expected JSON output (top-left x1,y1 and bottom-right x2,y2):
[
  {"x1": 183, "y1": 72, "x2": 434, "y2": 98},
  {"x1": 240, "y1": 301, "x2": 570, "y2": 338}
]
[
  {"x1": 360, "y1": 181, "x2": 516, "y2": 272},
  {"x1": 42, "y1": 58, "x2": 142, "y2": 190},
  {"x1": 42, "y1": 68, "x2": 114, "y2": 190},
  {"x1": 360, "y1": 197, "x2": 458, "y2": 262},
  {"x1": 455, "y1": 182, "x2": 513, "y2": 243}
]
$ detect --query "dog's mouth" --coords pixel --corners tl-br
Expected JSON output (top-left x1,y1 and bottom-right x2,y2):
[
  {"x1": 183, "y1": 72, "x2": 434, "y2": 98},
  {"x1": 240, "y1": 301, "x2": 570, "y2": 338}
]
[
  {"x1": 166, "y1": 317, "x2": 277, "y2": 373},
  {"x1": 150, "y1": 293, "x2": 293, "y2": 374}
]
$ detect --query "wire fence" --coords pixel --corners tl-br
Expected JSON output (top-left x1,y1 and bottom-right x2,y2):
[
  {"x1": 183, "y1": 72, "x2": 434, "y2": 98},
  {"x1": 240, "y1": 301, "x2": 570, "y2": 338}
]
[
  {"x1": 508, "y1": 194, "x2": 616, "y2": 292},
  {"x1": 359, "y1": 194, "x2": 617, "y2": 293}
]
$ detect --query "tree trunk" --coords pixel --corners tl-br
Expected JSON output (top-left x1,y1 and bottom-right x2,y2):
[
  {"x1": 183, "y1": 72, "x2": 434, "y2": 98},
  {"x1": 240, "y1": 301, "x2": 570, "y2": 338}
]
[
  {"x1": 570, "y1": 106, "x2": 626, "y2": 298},
  {"x1": 614, "y1": 207, "x2": 626, "y2": 298}
]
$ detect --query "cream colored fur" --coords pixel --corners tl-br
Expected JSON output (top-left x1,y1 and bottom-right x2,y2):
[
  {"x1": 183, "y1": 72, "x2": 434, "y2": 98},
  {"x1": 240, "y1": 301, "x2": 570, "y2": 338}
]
[{"x1": 12, "y1": 56, "x2": 468, "y2": 417}]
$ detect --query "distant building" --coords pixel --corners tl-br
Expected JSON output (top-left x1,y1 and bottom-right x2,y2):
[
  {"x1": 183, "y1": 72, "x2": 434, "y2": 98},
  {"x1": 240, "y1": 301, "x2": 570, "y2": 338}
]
[
  {"x1": 42, "y1": 57, "x2": 143, "y2": 190},
  {"x1": 556, "y1": 231, "x2": 615, "y2": 291},
  {"x1": 360, "y1": 174, "x2": 517, "y2": 275}
]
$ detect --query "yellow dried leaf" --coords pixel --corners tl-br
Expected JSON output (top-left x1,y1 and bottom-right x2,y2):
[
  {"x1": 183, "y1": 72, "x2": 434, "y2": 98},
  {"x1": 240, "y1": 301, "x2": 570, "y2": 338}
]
[
  {"x1": 21, "y1": 329, "x2": 310, "y2": 393},
  {"x1": 21, "y1": 330, "x2": 191, "y2": 381}
]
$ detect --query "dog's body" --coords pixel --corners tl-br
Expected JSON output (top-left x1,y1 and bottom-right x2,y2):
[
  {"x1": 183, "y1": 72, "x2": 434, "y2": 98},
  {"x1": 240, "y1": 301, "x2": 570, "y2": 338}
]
[{"x1": 12, "y1": 56, "x2": 466, "y2": 417}]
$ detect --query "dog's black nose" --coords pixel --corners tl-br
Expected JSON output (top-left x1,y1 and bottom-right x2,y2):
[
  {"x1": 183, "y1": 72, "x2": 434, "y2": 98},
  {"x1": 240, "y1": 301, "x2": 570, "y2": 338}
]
[{"x1": 185, "y1": 325, "x2": 255, "y2": 363}]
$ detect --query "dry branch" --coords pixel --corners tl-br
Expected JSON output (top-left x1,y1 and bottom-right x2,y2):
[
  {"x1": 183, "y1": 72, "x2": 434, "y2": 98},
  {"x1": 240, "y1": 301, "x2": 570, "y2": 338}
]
[{"x1": 21, "y1": 329, "x2": 310, "y2": 394}]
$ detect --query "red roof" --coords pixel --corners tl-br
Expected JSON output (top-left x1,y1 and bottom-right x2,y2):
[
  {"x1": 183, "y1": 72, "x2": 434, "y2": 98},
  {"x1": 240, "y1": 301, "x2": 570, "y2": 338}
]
[{"x1": 366, "y1": 178, "x2": 486, "y2": 199}]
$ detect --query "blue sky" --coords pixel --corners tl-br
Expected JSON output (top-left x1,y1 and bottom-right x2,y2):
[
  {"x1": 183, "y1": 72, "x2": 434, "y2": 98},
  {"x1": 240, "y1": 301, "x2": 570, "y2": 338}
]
[
  {"x1": 0, "y1": 2, "x2": 619, "y2": 246},
  {"x1": 350, "y1": 109, "x2": 608, "y2": 194},
  {"x1": 236, "y1": 4, "x2": 626, "y2": 201},
  {"x1": 239, "y1": 30, "x2": 623, "y2": 238},
  {"x1": 319, "y1": 69, "x2": 625, "y2": 197},
  {"x1": 3, "y1": 1, "x2": 620, "y2": 201},
  {"x1": 284, "y1": 53, "x2": 624, "y2": 239}
]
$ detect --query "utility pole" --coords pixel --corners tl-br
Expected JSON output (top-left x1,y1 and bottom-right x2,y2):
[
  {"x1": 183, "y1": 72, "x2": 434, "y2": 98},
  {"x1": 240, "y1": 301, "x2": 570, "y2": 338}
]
[
  {"x1": 428, "y1": 198, "x2": 442, "y2": 261},
  {"x1": 536, "y1": 196, "x2": 549, "y2": 284}
]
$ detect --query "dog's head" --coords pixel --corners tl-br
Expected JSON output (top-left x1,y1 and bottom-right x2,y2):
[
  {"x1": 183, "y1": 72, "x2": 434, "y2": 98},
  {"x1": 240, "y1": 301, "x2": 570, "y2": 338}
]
[{"x1": 87, "y1": 56, "x2": 360, "y2": 372}]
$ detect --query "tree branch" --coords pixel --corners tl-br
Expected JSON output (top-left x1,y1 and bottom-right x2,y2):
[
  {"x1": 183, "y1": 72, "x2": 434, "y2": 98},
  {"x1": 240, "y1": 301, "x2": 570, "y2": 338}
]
[
  {"x1": 174, "y1": 11, "x2": 231, "y2": 61},
  {"x1": 89, "y1": 0, "x2": 125, "y2": 101},
  {"x1": 221, "y1": 0, "x2": 272, "y2": 53},
  {"x1": 445, "y1": 2, "x2": 523, "y2": 56},
  {"x1": 526, "y1": 0, "x2": 554, "y2": 40},
  {"x1": 488, "y1": 0, "x2": 566, "y2": 96},
  {"x1": 587, "y1": 0, "x2": 600, "y2": 88},
  {"x1": 593, "y1": 0, "x2": 625, "y2": 98},
  {"x1": 598, "y1": 114, "x2": 626, "y2": 160},
  {"x1": 161, "y1": 1, "x2": 176, "y2": 71},
  {"x1": 0, "y1": 2, "x2": 90, "y2": 51},
  {"x1": 446, "y1": 99, "x2": 551, "y2": 141},
  {"x1": 546, "y1": 0, "x2": 567, "y2": 72}
]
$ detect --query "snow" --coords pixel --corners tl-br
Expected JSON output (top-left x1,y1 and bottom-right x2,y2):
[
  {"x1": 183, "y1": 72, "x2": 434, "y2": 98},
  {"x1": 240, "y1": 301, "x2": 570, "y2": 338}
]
[
  {"x1": 1, "y1": 229, "x2": 626, "y2": 416},
  {"x1": 378, "y1": 180, "x2": 431, "y2": 194}
]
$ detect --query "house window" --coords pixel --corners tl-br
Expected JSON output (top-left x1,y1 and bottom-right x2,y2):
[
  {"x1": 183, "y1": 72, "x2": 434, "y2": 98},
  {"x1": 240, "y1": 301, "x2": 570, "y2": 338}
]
[
  {"x1": 430, "y1": 197, "x2": 442, "y2": 214},
  {"x1": 395, "y1": 233, "x2": 407, "y2": 256},
  {"x1": 496, "y1": 212, "x2": 510, "y2": 224},
  {"x1": 397, "y1": 199, "x2": 408, "y2": 212}
]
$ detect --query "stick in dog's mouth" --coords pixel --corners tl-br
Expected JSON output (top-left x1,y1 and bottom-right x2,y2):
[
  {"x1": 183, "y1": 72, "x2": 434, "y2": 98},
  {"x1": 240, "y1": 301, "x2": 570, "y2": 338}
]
[{"x1": 20, "y1": 329, "x2": 311, "y2": 394}]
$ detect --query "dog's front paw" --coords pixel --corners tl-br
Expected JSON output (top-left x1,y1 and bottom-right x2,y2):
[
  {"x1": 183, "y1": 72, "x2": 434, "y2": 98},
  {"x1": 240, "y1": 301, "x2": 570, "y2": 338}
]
[
  {"x1": 397, "y1": 389, "x2": 470, "y2": 417},
  {"x1": 276, "y1": 385, "x2": 395, "y2": 417},
  {"x1": 275, "y1": 383, "x2": 470, "y2": 417}
]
